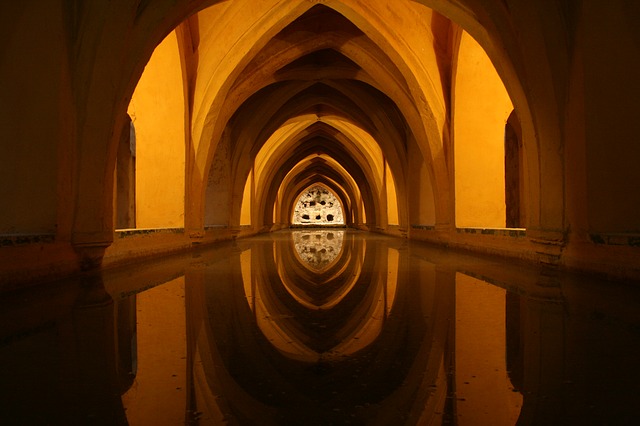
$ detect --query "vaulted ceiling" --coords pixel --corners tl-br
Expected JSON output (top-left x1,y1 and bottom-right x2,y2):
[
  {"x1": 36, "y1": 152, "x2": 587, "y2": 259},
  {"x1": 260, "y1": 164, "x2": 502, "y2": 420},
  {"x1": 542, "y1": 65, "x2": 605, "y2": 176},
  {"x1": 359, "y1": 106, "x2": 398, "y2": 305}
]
[{"x1": 183, "y1": 2, "x2": 456, "y2": 230}]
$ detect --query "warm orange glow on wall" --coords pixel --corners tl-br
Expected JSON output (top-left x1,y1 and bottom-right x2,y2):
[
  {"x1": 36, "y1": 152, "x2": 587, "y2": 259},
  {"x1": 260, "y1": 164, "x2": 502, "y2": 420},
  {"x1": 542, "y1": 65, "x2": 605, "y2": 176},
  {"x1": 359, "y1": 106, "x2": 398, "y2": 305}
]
[
  {"x1": 454, "y1": 31, "x2": 513, "y2": 228},
  {"x1": 361, "y1": 195, "x2": 367, "y2": 224},
  {"x1": 385, "y1": 163, "x2": 399, "y2": 226},
  {"x1": 240, "y1": 169, "x2": 253, "y2": 226},
  {"x1": 128, "y1": 31, "x2": 185, "y2": 229}
]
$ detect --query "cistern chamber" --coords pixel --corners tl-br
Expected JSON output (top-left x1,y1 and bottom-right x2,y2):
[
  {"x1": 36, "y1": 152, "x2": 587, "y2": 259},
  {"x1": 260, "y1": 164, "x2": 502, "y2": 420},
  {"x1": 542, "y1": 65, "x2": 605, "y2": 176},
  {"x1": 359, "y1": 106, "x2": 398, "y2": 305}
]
[
  {"x1": 1, "y1": 230, "x2": 639, "y2": 425},
  {"x1": 3, "y1": 0, "x2": 640, "y2": 424}
]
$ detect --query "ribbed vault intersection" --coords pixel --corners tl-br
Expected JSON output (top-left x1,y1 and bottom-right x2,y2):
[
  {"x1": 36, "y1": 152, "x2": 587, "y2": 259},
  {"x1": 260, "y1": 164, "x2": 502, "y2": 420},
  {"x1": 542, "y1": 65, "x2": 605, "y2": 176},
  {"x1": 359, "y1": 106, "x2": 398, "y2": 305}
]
[{"x1": 204, "y1": 4, "x2": 421, "y2": 232}]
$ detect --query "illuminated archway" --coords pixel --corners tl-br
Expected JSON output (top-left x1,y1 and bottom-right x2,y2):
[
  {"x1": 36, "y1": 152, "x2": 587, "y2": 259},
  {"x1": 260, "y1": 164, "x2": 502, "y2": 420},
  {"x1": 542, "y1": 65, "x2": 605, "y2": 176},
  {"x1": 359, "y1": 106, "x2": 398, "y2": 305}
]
[
  {"x1": 45, "y1": 0, "x2": 578, "y2": 276},
  {"x1": 453, "y1": 30, "x2": 513, "y2": 229},
  {"x1": 74, "y1": 0, "x2": 548, "y2": 243}
]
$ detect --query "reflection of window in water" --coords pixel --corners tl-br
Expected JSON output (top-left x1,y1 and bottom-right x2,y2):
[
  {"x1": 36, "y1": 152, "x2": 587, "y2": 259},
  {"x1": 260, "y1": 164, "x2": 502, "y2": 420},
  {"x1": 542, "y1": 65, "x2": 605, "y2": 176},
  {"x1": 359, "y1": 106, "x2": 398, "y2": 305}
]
[
  {"x1": 293, "y1": 230, "x2": 344, "y2": 271},
  {"x1": 292, "y1": 185, "x2": 344, "y2": 225}
]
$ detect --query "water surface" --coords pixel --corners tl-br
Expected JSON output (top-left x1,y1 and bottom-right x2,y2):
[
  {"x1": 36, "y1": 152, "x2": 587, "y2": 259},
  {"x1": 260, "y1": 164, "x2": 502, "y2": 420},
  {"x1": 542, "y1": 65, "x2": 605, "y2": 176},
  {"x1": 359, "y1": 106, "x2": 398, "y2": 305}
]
[{"x1": 1, "y1": 230, "x2": 639, "y2": 425}]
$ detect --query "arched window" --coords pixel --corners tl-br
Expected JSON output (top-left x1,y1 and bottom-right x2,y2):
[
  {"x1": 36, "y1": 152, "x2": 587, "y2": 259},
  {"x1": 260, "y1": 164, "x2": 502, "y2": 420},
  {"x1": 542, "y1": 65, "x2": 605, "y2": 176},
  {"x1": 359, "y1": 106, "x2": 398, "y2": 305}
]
[{"x1": 291, "y1": 185, "x2": 345, "y2": 226}]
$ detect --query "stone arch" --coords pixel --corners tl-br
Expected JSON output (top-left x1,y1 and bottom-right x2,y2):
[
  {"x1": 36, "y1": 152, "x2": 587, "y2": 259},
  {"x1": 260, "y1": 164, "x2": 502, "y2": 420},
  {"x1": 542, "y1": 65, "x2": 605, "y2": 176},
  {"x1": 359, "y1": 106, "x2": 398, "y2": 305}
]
[
  {"x1": 255, "y1": 149, "x2": 374, "y2": 230},
  {"x1": 220, "y1": 80, "x2": 410, "y2": 231},
  {"x1": 223, "y1": 79, "x2": 401, "y2": 230},
  {"x1": 68, "y1": 0, "x2": 564, "y2": 256},
  {"x1": 189, "y1": 2, "x2": 449, "y2": 234},
  {"x1": 278, "y1": 166, "x2": 358, "y2": 227},
  {"x1": 428, "y1": 1, "x2": 563, "y2": 238}
]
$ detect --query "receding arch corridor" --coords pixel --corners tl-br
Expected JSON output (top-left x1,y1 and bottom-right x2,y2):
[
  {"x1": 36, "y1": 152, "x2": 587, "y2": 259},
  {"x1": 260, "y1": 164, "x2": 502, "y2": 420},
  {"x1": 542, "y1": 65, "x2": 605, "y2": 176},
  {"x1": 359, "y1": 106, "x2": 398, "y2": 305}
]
[
  {"x1": 2, "y1": 1, "x2": 640, "y2": 424},
  {"x1": 3, "y1": 0, "x2": 640, "y2": 290},
  {"x1": 1, "y1": 230, "x2": 639, "y2": 425}
]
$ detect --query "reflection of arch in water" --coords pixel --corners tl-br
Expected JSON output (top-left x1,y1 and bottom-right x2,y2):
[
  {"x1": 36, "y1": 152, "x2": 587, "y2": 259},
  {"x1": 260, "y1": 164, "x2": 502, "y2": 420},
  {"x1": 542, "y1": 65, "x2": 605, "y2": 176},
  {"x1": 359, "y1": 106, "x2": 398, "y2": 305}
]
[
  {"x1": 253, "y1": 234, "x2": 403, "y2": 362},
  {"x1": 291, "y1": 229, "x2": 345, "y2": 272},
  {"x1": 262, "y1": 232, "x2": 381, "y2": 360},
  {"x1": 276, "y1": 230, "x2": 364, "y2": 311},
  {"x1": 245, "y1": 234, "x2": 397, "y2": 361},
  {"x1": 190, "y1": 240, "x2": 455, "y2": 424}
]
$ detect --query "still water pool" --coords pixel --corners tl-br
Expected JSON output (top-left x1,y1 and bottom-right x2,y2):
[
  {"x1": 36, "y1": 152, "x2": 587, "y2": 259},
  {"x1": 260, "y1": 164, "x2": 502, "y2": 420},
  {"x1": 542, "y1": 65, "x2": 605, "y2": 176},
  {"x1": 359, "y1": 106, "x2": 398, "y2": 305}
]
[{"x1": 1, "y1": 230, "x2": 639, "y2": 425}]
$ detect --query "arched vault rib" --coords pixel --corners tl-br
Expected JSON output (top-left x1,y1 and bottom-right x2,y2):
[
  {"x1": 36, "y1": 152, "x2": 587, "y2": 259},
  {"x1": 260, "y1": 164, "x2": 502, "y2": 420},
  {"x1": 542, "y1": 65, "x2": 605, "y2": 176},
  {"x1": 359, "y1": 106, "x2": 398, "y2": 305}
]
[
  {"x1": 254, "y1": 120, "x2": 383, "y2": 194},
  {"x1": 278, "y1": 160, "x2": 361, "y2": 226},
  {"x1": 188, "y1": 1, "x2": 452, "y2": 232},
  {"x1": 228, "y1": 9, "x2": 413, "y2": 116},
  {"x1": 254, "y1": 143, "x2": 378, "y2": 229},
  {"x1": 227, "y1": 124, "x2": 380, "y2": 229},
  {"x1": 240, "y1": 139, "x2": 381, "y2": 230},
  {"x1": 249, "y1": 125, "x2": 375, "y2": 229},
  {"x1": 224, "y1": 81, "x2": 410, "y2": 227},
  {"x1": 68, "y1": 0, "x2": 557, "y2": 249}
]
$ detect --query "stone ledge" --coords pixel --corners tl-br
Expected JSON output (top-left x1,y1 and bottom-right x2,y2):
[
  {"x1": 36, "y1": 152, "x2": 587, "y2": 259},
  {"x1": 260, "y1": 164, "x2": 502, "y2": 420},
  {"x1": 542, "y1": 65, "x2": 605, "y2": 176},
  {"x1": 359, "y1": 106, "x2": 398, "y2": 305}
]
[
  {"x1": 1, "y1": 233, "x2": 56, "y2": 247},
  {"x1": 115, "y1": 228, "x2": 184, "y2": 238},
  {"x1": 411, "y1": 224, "x2": 435, "y2": 231},
  {"x1": 205, "y1": 225, "x2": 228, "y2": 230},
  {"x1": 589, "y1": 233, "x2": 640, "y2": 247},
  {"x1": 456, "y1": 227, "x2": 526, "y2": 237}
]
